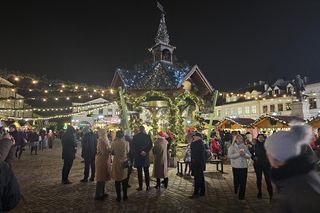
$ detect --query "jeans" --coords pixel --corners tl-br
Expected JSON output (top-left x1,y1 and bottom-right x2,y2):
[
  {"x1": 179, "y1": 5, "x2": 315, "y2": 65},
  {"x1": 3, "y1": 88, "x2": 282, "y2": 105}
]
[
  {"x1": 254, "y1": 164, "x2": 273, "y2": 198},
  {"x1": 84, "y1": 156, "x2": 95, "y2": 180},
  {"x1": 15, "y1": 145, "x2": 23, "y2": 159},
  {"x1": 232, "y1": 168, "x2": 248, "y2": 200}
]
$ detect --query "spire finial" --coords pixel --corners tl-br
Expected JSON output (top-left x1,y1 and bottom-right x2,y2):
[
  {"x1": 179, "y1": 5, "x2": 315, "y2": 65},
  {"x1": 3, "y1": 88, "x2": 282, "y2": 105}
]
[{"x1": 155, "y1": 2, "x2": 170, "y2": 44}]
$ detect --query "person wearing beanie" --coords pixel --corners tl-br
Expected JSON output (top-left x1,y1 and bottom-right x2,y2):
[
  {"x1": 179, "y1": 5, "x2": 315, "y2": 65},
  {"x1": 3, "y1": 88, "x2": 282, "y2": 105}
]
[
  {"x1": 228, "y1": 134, "x2": 251, "y2": 201},
  {"x1": 265, "y1": 123, "x2": 320, "y2": 213},
  {"x1": 152, "y1": 132, "x2": 169, "y2": 189},
  {"x1": 190, "y1": 132, "x2": 206, "y2": 198},
  {"x1": 250, "y1": 134, "x2": 273, "y2": 200}
]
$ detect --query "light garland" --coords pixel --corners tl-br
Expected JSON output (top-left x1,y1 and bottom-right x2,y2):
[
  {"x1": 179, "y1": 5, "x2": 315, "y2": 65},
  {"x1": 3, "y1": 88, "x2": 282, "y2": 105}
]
[
  {"x1": 0, "y1": 102, "x2": 111, "y2": 113},
  {"x1": 6, "y1": 103, "x2": 113, "y2": 121}
]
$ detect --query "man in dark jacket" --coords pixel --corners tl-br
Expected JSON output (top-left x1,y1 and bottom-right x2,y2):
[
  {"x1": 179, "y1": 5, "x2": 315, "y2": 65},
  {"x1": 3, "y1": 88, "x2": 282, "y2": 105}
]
[
  {"x1": 9, "y1": 125, "x2": 25, "y2": 159},
  {"x1": 80, "y1": 128, "x2": 97, "y2": 182},
  {"x1": 190, "y1": 132, "x2": 206, "y2": 198},
  {"x1": 29, "y1": 129, "x2": 39, "y2": 155},
  {"x1": 61, "y1": 126, "x2": 77, "y2": 184},
  {"x1": 132, "y1": 126, "x2": 153, "y2": 191}
]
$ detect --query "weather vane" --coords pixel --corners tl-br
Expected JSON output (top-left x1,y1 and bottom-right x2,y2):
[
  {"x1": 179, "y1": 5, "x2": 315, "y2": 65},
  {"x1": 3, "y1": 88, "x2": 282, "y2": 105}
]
[{"x1": 157, "y1": 1, "x2": 166, "y2": 14}]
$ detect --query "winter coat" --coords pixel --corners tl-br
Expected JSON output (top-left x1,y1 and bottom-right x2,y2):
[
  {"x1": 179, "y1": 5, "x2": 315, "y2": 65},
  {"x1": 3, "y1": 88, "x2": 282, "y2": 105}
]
[
  {"x1": 61, "y1": 134, "x2": 76, "y2": 161},
  {"x1": 250, "y1": 140, "x2": 270, "y2": 169},
  {"x1": 191, "y1": 139, "x2": 206, "y2": 174},
  {"x1": 0, "y1": 161, "x2": 21, "y2": 212},
  {"x1": 81, "y1": 132, "x2": 97, "y2": 159},
  {"x1": 270, "y1": 152, "x2": 320, "y2": 213},
  {"x1": 152, "y1": 137, "x2": 168, "y2": 178},
  {"x1": 95, "y1": 138, "x2": 111, "y2": 182},
  {"x1": 10, "y1": 131, "x2": 25, "y2": 146},
  {"x1": 111, "y1": 138, "x2": 129, "y2": 181},
  {"x1": 29, "y1": 132, "x2": 39, "y2": 147},
  {"x1": 0, "y1": 137, "x2": 15, "y2": 165},
  {"x1": 210, "y1": 139, "x2": 221, "y2": 154},
  {"x1": 228, "y1": 143, "x2": 251, "y2": 168},
  {"x1": 132, "y1": 132, "x2": 153, "y2": 168}
]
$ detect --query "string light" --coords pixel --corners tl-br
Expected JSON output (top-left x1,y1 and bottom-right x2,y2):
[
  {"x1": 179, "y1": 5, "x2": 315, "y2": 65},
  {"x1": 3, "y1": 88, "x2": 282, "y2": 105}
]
[
  {"x1": 44, "y1": 90, "x2": 48, "y2": 93},
  {"x1": 32, "y1": 80, "x2": 38, "y2": 84},
  {"x1": 14, "y1": 77, "x2": 19, "y2": 81}
]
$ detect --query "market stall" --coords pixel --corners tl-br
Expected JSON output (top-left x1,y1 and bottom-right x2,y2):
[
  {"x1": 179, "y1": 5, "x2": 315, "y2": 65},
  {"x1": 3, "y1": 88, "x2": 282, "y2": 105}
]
[
  {"x1": 308, "y1": 114, "x2": 320, "y2": 129},
  {"x1": 252, "y1": 114, "x2": 305, "y2": 135},
  {"x1": 217, "y1": 117, "x2": 254, "y2": 134}
]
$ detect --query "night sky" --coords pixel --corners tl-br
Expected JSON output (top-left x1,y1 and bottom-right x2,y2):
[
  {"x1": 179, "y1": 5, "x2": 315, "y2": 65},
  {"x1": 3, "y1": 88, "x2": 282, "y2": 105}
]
[{"x1": 1, "y1": 0, "x2": 320, "y2": 90}]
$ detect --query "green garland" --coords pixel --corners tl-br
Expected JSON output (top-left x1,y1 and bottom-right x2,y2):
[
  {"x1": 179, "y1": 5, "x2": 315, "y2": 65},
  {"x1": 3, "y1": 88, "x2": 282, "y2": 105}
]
[{"x1": 123, "y1": 90, "x2": 205, "y2": 143}]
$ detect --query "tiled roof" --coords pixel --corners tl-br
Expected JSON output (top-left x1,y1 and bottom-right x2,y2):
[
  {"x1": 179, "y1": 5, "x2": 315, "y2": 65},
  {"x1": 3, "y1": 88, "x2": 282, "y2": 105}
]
[{"x1": 116, "y1": 61, "x2": 191, "y2": 90}]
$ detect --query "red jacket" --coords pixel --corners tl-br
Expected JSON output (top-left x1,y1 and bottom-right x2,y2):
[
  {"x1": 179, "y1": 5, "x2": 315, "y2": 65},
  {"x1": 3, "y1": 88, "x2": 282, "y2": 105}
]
[{"x1": 210, "y1": 139, "x2": 220, "y2": 154}]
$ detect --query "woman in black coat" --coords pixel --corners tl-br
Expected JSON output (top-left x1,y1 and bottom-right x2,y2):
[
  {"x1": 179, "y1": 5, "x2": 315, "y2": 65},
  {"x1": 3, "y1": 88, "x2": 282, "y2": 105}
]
[
  {"x1": 250, "y1": 134, "x2": 273, "y2": 200},
  {"x1": 61, "y1": 126, "x2": 76, "y2": 184}
]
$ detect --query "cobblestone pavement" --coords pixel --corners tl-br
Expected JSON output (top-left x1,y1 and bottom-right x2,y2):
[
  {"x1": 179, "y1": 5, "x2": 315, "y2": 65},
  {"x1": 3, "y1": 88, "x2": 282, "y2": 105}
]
[{"x1": 10, "y1": 144, "x2": 271, "y2": 213}]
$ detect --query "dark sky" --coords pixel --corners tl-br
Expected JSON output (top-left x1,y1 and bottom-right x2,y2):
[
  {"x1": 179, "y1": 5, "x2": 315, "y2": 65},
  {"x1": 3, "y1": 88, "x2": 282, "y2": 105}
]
[{"x1": 1, "y1": 0, "x2": 320, "y2": 90}]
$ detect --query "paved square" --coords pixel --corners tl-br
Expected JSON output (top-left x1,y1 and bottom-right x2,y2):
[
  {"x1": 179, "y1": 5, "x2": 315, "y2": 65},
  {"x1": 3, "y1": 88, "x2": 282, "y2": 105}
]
[{"x1": 11, "y1": 145, "x2": 271, "y2": 213}]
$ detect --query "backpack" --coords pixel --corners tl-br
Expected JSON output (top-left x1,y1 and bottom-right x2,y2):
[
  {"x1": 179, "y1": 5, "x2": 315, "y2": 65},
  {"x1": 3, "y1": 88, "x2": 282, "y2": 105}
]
[{"x1": 0, "y1": 161, "x2": 21, "y2": 212}]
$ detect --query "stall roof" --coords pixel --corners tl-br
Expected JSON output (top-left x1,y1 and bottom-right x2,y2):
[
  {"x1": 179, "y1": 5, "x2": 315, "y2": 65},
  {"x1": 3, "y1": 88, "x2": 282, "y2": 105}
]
[
  {"x1": 308, "y1": 114, "x2": 320, "y2": 128},
  {"x1": 252, "y1": 114, "x2": 305, "y2": 128},
  {"x1": 217, "y1": 117, "x2": 255, "y2": 129}
]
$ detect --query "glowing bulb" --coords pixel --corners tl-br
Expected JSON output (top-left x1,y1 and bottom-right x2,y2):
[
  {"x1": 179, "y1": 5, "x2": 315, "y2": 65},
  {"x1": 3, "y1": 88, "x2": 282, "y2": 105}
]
[
  {"x1": 32, "y1": 80, "x2": 38, "y2": 84},
  {"x1": 44, "y1": 90, "x2": 48, "y2": 93},
  {"x1": 110, "y1": 89, "x2": 114, "y2": 94},
  {"x1": 94, "y1": 89, "x2": 97, "y2": 92},
  {"x1": 14, "y1": 77, "x2": 19, "y2": 81},
  {"x1": 78, "y1": 96, "x2": 82, "y2": 99},
  {"x1": 55, "y1": 98, "x2": 59, "y2": 101},
  {"x1": 75, "y1": 86, "x2": 78, "y2": 90},
  {"x1": 60, "y1": 90, "x2": 63, "y2": 93},
  {"x1": 62, "y1": 85, "x2": 65, "y2": 88},
  {"x1": 29, "y1": 89, "x2": 33, "y2": 92},
  {"x1": 83, "y1": 88, "x2": 87, "y2": 91},
  {"x1": 66, "y1": 97, "x2": 70, "y2": 100},
  {"x1": 43, "y1": 98, "x2": 47, "y2": 102}
]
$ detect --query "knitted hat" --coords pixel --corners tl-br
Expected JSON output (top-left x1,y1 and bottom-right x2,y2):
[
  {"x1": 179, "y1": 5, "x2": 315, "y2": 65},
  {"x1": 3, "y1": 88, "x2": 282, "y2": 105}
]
[{"x1": 264, "y1": 123, "x2": 312, "y2": 163}]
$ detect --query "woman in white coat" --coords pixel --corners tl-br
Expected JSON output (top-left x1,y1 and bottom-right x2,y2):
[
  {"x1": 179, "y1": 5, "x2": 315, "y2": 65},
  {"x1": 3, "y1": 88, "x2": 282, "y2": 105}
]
[{"x1": 228, "y1": 134, "x2": 251, "y2": 201}]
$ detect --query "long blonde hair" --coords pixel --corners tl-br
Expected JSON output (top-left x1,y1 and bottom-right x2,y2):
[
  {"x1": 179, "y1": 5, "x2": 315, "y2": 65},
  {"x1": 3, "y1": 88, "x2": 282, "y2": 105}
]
[{"x1": 98, "y1": 129, "x2": 110, "y2": 148}]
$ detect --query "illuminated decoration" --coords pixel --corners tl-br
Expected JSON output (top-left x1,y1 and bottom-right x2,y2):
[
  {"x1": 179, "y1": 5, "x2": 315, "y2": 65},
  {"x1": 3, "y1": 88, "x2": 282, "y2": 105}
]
[
  {"x1": 217, "y1": 117, "x2": 255, "y2": 129},
  {"x1": 7, "y1": 103, "x2": 112, "y2": 121},
  {"x1": 252, "y1": 114, "x2": 305, "y2": 130}
]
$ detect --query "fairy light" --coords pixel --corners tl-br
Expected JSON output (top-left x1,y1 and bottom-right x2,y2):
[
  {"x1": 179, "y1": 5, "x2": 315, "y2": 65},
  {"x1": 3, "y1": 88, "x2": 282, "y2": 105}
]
[
  {"x1": 29, "y1": 89, "x2": 33, "y2": 92},
  {"x1": 14, "y1": 77, "x2": 19, "y2": 81},
  {"x1": 75, "y1": 86, "x2": 79, "y2": 90},
  {"x1": 78, "y1": 96, "x2": 82, "y2": 99},
  {"x1": 43, "y1": 98, "x2": 47, "y2": 102},
  {"x1": 32, "y1": 80, "x2": 38, "y2": 84},
  {"x1": 83, "y1": 88, "x2": 87, "y2": 91},
  {"x1": 55, "y1": 98, "x2": 59, "y2": 101},
  {"x1": 94, "y1": 89, "x2": 97, "y2": 93},
  {"x1": 110, "y1": 89, "x2": 114, "y2": 94},
  {"x1": 44, "y1": 90, "x2": 48, "y2": 93},
  {"x1": 62, "y1": 85, "x2": 65, "y2": 88},
  {"x1": 66, "y1": 97, "x2": 70, "y2": 100},
  {"x1": 60, "y1": 90, "x2": 63, "y2": 93}
]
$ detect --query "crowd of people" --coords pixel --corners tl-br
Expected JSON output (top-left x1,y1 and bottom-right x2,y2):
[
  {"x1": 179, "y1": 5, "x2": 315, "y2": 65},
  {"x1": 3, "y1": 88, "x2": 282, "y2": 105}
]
[
  {"x1": 61, "y1": 125, "x2": 169, "y2": 202},
  {"x1": 2, "y1": 120, "x2": 320, "y2": 212}
]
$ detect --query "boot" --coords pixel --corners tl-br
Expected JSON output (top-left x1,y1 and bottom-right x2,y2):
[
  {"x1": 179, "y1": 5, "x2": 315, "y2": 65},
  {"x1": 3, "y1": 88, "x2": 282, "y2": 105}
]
[
  {"x1": 155, "y1": 178, "x2": 161, "y2": 189},
  {"x1": 115, "y1": 181, "x2": 121, "y2": 202},
  {"x1": 164, "y1": 178, "x2": 168, "y2": 189}
]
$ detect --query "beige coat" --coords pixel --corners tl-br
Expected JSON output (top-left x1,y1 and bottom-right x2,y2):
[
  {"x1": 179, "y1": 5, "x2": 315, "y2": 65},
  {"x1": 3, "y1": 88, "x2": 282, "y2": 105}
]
[
  {"x1": 152, "y1": 138, "x2": 168, "y2": 178},
  {"x1": 111, "y1": 138, "x2": 129, "y2": 181},
  {"x1": 95, "y1": 138, "x2": 111, "y2": 182}
]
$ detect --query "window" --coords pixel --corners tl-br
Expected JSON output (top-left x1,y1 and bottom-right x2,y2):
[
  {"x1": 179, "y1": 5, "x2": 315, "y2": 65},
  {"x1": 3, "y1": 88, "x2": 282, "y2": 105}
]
[
  {"x1": 263, "y1": 105, "x2": 268, "y2": 113},
  {"x1": 245, "y1": 106, "x2": 250, "y2": 114},
  {"x1": 98, "y1": 108, "x2": 103, "y2": 115},
  {"x1": 268, "y1": 91, "x2": 273, "y2": 96},
  {"x1": 107, "y1": 108, "x2": 113, "y2": 117},
  {"x1": 251, "y1": 106, "x2": 257, "y2": 114},
  {"x1": 309, "y1": 98, "x2": 317, "y2": 109},
  {"x1": 285, "y1": 103, "x2": 291, "y2": 110},
  {"x1": 278, "y1": 104, "x2": 283, "y2": 112},
  {"x1": 238, "y1": 107, "x2": 242, "y2": 115},
  {"x1": 270, "y1": 104, "x2": 275, "y2": 112}
]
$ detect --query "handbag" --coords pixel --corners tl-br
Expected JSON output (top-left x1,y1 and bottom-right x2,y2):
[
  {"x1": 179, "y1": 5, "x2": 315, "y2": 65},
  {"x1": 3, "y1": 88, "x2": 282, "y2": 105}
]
[{"x1": 123, "y1": 159, "x2": 132, "y2": 168}]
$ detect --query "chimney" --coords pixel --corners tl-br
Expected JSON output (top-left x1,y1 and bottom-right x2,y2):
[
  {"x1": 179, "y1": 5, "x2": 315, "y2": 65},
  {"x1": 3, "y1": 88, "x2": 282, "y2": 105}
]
[{"x1": 264, "y1": 84, "x2": 269, "y2": 91}]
